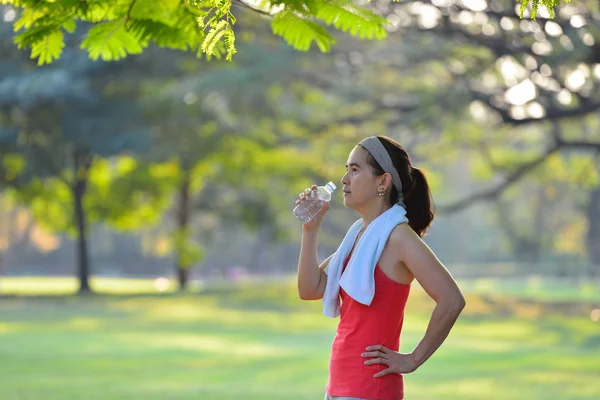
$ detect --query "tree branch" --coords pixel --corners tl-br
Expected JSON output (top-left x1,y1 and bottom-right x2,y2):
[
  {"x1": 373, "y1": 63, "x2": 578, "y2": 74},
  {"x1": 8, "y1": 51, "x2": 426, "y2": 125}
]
[
  {"x1": 125, "y1": 0, "x2": 138, "y2": 24},
  {"x1": 437, "y1": 144, "x2": 559, "y2": 214},
  {"x1": 232, "y1": 0, "x2": 273, "y2": 17},
  {"x1": 470, "y1": 89, "x2": 600, "y2": 126},
  {"x1": 437, "y1": 137, "x2": 600, "y2": 214},
  {"x1": 476, "y1": 140, "x2": 513, "y2": 173}
]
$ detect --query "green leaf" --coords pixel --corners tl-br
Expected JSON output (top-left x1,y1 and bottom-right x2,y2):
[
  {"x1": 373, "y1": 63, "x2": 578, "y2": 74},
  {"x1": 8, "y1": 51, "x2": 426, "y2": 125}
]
[
  {"x1": 206, "y1": 23, "x2": 226, "y2": 54},
  {"x1": 518, "y1": 0, "x2": 571, "y2": 19},
  {"x1": 201, "y1": 18, "x2": 227, "y2": 54},
  {"x1": 13, "y1": 8, "x2": 46, "y2": 31},
  {"x1": 79, "y1": 2, "x2": 117, "y2": 23},
  {"x1": 224, "y1": 25, "x2": 236, "y2": 61},
  {"x1": 130, "y1": 0, "x2": 182, "y2": 22},
  {"x1": 14, "y1": 24, "x2": 58, "y2": 49},
  {"x1": 271, "y1": 9, "x2": 335, "y2": 52},
  {"x1": 128, "y1": 19, "x2": 191, "y2": 50},
  {"x1": 30, "y1": 29, "x2": 64, "y2": 65},
  {"x1": 227, "y1": 10, "x2": 236, "y2": 25},
  {"x1": 213, "y1": 0, "x2": 232, "y2": 19},
  {"x1": 314, "y1": 0, "x2": 388, "y2": 40},
  {"x1": 81, "y1": 19, "x2": 145, "y2": 61},
  {"x1": 62, "y1": 18, "x2": 76, "y2": 33},
  {"x1": 531, "y1": 0, "x2": 540, "y2": 20}
]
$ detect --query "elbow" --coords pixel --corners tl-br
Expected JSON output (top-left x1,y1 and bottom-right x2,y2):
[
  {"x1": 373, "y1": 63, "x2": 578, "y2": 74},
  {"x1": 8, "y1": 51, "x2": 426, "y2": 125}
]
[
  {"x1": 299, "y1": 293, "x2": 320, "y2": 301},
  {"x1": 452, "y1": 294, "x2": 466, "y2": 315},
  {"x1": 298, "y1": 288, "x2": 322, "y2": 301},
  {"x1": 437, "y1": 292, "x2": 466, "y2": 315},
  {"x1": 298, "y1": 289, "x2": 316, "y2": 301},
  {"x1": 458, "y1": 295, "x2": 467, "y2": 311}
]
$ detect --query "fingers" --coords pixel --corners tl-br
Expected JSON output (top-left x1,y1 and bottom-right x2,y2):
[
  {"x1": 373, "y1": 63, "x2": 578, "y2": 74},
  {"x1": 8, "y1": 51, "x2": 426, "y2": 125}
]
[
  {"x1": 373, "y1": 367, "x2": 394, "y2": 378},
  {"x1": 362, "y1": 350, "x2": 388, "y2": 366},
  {"x1": 365, "y1": 345, "x2": 390, "y2": 353},
  {"x1": 295, "y1": 186, "x2": 319, "y2": 205},
  {"x1": 361, "y1": 350, "x2": 385, "y2": 358},
  {"x1": 295, "y1": 190, "x2": 308, "y2": 205},
  {"x1": 363, "y1": 357, "x2": 388, "y2": 366}
]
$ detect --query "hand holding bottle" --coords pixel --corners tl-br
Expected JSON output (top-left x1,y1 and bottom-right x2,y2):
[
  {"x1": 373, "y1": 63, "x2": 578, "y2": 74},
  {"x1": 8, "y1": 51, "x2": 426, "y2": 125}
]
[{"x1": 294, "y1": 183, "x2": 334, "y2": 230}]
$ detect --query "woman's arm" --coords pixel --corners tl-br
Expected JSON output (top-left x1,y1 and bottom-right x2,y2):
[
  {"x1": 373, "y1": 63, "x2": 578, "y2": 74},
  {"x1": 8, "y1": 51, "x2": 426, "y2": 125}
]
[
  {"x1": 398, "y1": 225, "x2": 466, "y2": 368},
  {"x1": 296, "y1": 190, "x2": 331, "y2": 300},
  {"x1": 297, "y1": 231, "x2": 331, "y2": 300},
  {"x1": 362, "y1": 224, "x2": 465, "y2": 375}
]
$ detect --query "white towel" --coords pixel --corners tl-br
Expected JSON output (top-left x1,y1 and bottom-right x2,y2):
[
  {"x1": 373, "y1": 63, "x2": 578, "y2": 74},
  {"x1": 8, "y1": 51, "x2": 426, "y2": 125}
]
[{"x1": 322, "y1": 204, "x2": 409, "y2": 318}]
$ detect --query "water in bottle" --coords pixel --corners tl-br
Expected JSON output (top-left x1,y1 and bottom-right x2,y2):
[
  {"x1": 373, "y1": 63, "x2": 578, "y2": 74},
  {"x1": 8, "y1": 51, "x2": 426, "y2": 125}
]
[{"x1": 293, "y1": 182, "x2": 337, "y2": 223}]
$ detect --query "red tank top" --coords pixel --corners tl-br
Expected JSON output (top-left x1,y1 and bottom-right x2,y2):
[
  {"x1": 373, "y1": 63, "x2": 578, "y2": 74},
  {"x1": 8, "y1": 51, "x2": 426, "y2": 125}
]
[{"x1": 326, "y1": 257, "x2": 411, "y2": 400}]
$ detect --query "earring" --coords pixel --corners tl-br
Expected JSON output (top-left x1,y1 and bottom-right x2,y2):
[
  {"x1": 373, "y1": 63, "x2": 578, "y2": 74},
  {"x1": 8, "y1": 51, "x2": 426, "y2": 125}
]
[{"x1": 378, "y1": 187, "x2": 385, "y2": 196}]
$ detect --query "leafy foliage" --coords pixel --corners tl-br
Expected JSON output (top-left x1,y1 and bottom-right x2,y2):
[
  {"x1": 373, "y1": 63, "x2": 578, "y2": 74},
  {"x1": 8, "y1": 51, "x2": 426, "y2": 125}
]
[
  {"x1": 312, "y1": 0, "x2": 387, "y2": 40},
  {"x1": 520, "y1": 0, "x2": 571, "y2": 20},
  {"x1": 272, "y1": 9, "x2": 334, "y2": 52},
  {"x1": 82, "y1": 20, "x2": 144, "y2": 61},
  {"x1": 1, "y1": 0, "x2": 573, "y2": 64},
  {"x1": 1, "y1": 0, "x2": 404, "y2": 64}
]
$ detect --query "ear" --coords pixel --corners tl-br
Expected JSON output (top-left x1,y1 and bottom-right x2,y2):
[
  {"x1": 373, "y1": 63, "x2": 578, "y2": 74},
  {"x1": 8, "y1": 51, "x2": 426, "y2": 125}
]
[{"x1": 381, "y1": 172, "x2": 393, "y2": 190}]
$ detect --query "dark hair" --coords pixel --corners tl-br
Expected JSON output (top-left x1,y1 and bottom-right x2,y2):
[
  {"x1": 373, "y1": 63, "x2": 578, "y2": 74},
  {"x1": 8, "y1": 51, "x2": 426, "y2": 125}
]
[{"x1": 360, "y1": 136, "x2": 434, "y2": 237}]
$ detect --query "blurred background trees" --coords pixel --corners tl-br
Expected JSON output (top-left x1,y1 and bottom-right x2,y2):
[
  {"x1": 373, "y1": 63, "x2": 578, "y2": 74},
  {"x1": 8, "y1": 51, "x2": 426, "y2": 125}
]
[{"x1": 0, "y1": 0, "x2": 598, "y2": 292}]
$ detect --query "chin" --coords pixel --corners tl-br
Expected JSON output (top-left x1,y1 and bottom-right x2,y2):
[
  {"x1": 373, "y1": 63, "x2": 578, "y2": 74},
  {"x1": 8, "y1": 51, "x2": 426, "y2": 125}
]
[{"x1": 342, "y1": 197, "x2": 356, "y2": 210}]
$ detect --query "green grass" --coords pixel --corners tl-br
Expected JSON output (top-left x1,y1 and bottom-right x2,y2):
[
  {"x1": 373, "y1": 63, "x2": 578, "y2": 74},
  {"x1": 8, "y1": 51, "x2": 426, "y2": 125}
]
[
  {"x1": 2, "y1": 275, "x2": 599, "y2": 302},
  {"x1": 460, "y1": 276, "x2": 600, "y2": 302},
  {"x1": 1, "y1": 278, "x2": 599, "y2": 400},
  {"x1": 0, "y1": 276, "x2": 183, "y2": 295}
]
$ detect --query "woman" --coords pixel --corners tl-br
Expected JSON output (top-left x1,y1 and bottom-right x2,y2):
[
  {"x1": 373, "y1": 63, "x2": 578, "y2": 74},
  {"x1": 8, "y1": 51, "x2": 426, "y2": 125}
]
[{"x1": 296, "y1": 136, "x2": 466, "y2": 400}]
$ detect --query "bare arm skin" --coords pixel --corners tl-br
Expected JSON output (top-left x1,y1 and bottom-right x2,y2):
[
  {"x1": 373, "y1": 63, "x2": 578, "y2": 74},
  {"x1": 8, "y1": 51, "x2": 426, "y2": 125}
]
[
  {"x1": 362, "y1": 224, "x2": 466, "y2": 376},
  {"x1": 296, "y1": 186, "x2": 332, "y2": 300}
]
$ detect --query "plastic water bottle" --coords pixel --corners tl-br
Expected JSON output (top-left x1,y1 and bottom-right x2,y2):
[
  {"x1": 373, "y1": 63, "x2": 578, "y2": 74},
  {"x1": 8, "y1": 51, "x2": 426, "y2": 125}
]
[{"x1": 293, "y1": 182, "x2": 337, "y2": 224}]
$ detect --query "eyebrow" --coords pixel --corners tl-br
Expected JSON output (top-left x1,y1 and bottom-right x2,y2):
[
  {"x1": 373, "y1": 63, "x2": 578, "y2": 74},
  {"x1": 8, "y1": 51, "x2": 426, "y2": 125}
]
[{"x1": 345, "y1": 162, "x2": 361, "y2": 168}]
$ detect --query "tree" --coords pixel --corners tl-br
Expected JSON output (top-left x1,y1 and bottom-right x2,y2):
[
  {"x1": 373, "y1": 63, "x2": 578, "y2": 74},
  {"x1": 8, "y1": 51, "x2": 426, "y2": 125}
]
[
  {"x1": 139, "y1": 86, "x2": 232, "y2": 291},
  {"x1": 395, "y1": 0, "x2": 599, "y2": 265},
  {"x1": 135, "y1": 40, "x2": 340, "y2": 289},
  {"x1": 0, "y1": 31, "x2": 173, "y2": 293},
  {"x1": 1, "y1": 0, "x2": 390, "y2": 65},
  {"x1": 375, "y1": 0, "x2": 600, "y2": 267},
  {"x1": 1, "y1": 0, "x2": 569, "y2": 66},
  {"x1": 253, "y1": 0, "x2": 600, "y2": 267}
]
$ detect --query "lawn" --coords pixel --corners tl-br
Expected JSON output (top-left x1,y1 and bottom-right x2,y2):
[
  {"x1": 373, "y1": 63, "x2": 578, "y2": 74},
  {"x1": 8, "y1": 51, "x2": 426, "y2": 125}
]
[{"x1": 0, "y1": 278, "x2": 599, "y2": 400}]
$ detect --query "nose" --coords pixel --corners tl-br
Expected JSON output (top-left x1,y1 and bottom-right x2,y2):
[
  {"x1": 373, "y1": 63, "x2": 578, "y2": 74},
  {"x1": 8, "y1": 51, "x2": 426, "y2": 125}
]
[{"x1": 341, "y1": 171, "x2": 350, "y2": 186}]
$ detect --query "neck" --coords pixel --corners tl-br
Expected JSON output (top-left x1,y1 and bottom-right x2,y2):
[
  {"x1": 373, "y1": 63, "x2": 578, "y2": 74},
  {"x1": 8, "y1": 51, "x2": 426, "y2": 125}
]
[{"x1": 358, "y1": 201, "x2": 392, "y2": 230}]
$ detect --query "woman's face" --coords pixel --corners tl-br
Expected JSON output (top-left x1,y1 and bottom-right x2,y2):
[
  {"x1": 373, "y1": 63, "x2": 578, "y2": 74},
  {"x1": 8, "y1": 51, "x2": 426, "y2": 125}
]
[{"x1": 341, "y1": 146, "x2": 381, "y2": 209}]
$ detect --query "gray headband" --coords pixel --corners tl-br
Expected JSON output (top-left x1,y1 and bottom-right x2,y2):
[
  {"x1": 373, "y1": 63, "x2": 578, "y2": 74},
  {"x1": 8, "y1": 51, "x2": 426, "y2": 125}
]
[{"x1": 359, "y1": 136, "x2": 405, "y2": 208}]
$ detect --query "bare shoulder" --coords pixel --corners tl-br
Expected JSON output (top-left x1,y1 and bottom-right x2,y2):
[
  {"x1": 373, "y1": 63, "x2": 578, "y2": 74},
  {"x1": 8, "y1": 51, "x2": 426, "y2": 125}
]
[
  {"x1": 387, "y1": 222, "x2": 433, "y2": 262},
  {"x1": 388, "y1": 222, "x2": 420, "y2": 246}
]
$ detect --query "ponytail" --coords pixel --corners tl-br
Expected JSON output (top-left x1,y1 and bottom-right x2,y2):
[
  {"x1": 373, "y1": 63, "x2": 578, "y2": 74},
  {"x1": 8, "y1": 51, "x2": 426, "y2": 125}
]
[
  {"x1": 361, "y1": 136, "x2": 435, "y2": 237},
  {"x1": 405, "y1": 167, "x2": 434, "y2": 237}
]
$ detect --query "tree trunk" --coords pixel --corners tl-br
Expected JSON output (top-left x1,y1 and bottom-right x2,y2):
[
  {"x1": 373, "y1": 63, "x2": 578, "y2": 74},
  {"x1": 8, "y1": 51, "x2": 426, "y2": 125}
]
[
  {"x1": 177, "y1": 267, "x2": 188, "y2": 291},
  {"x1": 175, "y1": 168, "x2": 191, "y2": 291},
  {"x1": 73, "y1": 151, "x2": 93, "y2": 295},
  {"x1": 586, "y1": 185, "x2": 600, "y2": 276}
]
